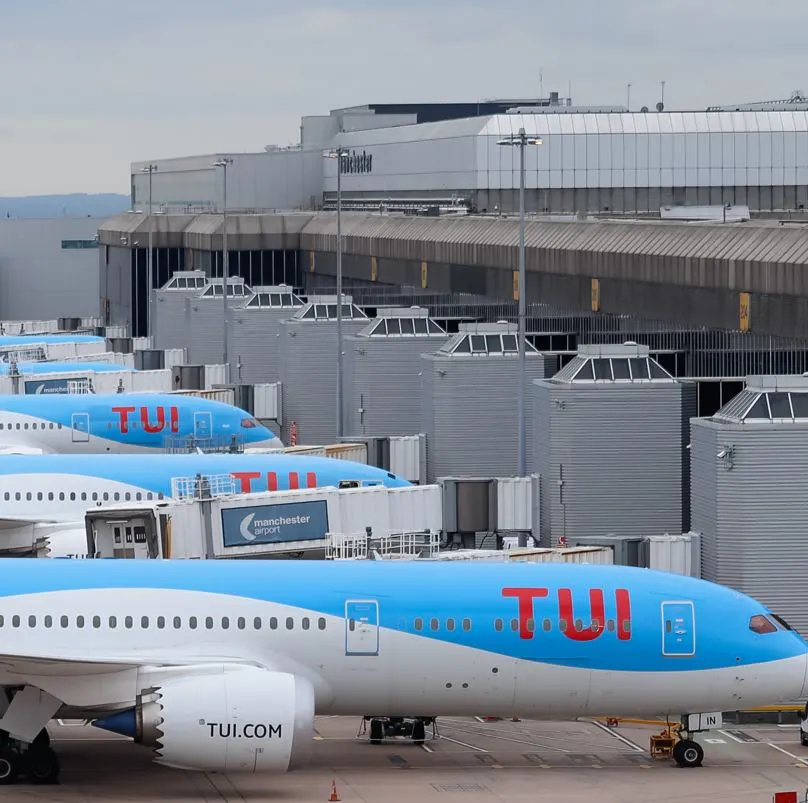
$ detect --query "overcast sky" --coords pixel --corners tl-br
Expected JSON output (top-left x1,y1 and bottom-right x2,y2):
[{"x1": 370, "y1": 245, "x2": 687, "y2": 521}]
[{"x1": 0, "y1": 0, "x2": 806, "y2": 196}]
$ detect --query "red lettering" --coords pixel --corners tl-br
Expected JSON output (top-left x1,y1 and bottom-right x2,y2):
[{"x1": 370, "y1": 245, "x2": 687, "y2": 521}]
[
  {"x1": 502, "y1": 587, "x2": 549, "y2": 640},
  {"x1": 170, "y1": 406, "x2": 179, "y2": 433},
  {"x1": 289, "y1": 471, "x2": 299, "y2": 490},
  {"x1": 615, "y1": 588, "x2": 631, "y2": 640},
  {"x1": 112, "y1": 406, "x2": 136, "y2": 434},
  {"x1": 306, "y1": 472, "x2": 317, "y2": 488},
  {"x1": 140, "y1": 405, "x2": 166, "y2": 434},
  {"x1": 267, "y1": 472, "x2": 278, "y2": 491},
  {"x1": 558, "y1": 588, "x2": 605, "y2": 642},
  {"x1": 231, "y1": 471, "x2": 261, "y2": 493}
]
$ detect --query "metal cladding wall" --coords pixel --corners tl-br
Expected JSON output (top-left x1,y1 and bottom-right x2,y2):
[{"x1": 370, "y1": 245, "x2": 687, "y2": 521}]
[
  {"x1": 420, "y1": 354, "x2": 555, "y2": 483},
  {"x1": 153, "y1": 288, "x2": 200, "y2": 350},
  {"x1": 691, "y1": 419, "x2": 808, "y2": 637},
  {"x1": 230, "y1": 306, "x2": 303, "y2": 386},
  {"x1": 534, "y1": 381, "x2": 688, "y2": 547},
  {"x1": 325, "y1": 111, "x2": 808, "y2": 212},
  {"x1": 0, "y1": 219, "x2": 102, "y2": 320},
  {"x1": 278, "y1": 317, "x2": 369, "y2": 444},
  {"x1": 343, "y1": 331, "x2": 449, "y2": 438},
  {"x1": 185, "y1": 294, "x2": 251, "y2": 365}
]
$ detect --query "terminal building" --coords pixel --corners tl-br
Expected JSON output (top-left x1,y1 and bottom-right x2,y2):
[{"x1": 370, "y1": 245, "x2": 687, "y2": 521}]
[{"x1": 131, "y1": 96, "x2": 808, "y2": 216}]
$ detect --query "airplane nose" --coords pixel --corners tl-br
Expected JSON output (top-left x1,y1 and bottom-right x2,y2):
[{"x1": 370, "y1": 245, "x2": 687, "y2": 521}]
[{"x1": 801, "y1": 651, "x2": 808, "y2": 701}]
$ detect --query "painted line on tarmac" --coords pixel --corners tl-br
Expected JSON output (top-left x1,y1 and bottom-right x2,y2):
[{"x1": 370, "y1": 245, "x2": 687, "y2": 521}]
[
  {"x1": 439, "y1": 734, "x2": 489, "y2": 752},
  {"x1": 588, "y1": 719, "x2": 645, "y2": 752},
  {"x1": 421, "y1": 742, "x2": 434, "y2": 753},
  {"x1": 767, "y1": 741, "x2": 808, "y2": 766},
  {"x1": 441, "y1": 722, "x2": 572, "y2": 753}
]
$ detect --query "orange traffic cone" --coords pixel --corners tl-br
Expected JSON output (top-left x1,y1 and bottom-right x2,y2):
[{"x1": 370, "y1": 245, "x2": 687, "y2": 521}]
[{"x1": 329, "y1": 779, "x2": 341, "y2": 801}]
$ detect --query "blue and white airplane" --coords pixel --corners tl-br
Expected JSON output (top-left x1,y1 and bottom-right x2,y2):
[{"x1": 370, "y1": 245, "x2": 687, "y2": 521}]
[
  {"x1": 0, "y1": 560, "x2": 803, "y2": 785},
  {"x1": 0, "y1": 335, "x2": 104, "y2": 346},
  {"x1": 0, "y1": 361, "x2": 131, "y2": 376},
  {"x1": 0, "y1": 393, "x2": 282, "y2": 454},
  {"x1": 0, "y1": 453, "x2": 408, "y2": 556}
]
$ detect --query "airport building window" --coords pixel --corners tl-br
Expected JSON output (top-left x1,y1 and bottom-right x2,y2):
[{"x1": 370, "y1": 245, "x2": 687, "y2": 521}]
[
  {"x1": 60, "y1": 616, "x2": 68, "y2": 628},
  {"x1": 237, "y1": 617, "x2": 246, "y2": 630},
  {"x1": 414, "y1": 618, "x2": 423, "y2": 631},
  {"x1": 221, "y1": 617, "x2": 229, "y2": 630},
  {"x1": 318, "y1": 617, "x2": 326, "y2": 630},
  {"x1": 253, "y1": 617, "x2": 261, "y2": 630},
  {"x1": 462, "y1": 618, "x2": 471, "y2": 632}
]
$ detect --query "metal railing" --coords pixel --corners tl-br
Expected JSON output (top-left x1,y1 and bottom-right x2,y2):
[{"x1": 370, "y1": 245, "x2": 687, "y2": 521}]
[
  {"x1": 326, "y1": 529, "x2": 440, "y2": 561},
  {"x1": 171, "y1": 473, "x2": 237, "y2": 500},
  {"x1": 164, "y1": 434, "x2": 245, "y2": 454}
]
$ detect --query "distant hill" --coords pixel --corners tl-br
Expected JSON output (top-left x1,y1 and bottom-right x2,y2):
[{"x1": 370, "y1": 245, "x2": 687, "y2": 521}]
[{"x1": 0, "y1": 194, "x2": 130, "y2": 219}]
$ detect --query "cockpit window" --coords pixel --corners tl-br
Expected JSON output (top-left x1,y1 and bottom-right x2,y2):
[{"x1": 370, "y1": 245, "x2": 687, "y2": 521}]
[
  {"x1": 749, "y1": 614, "x2": 777, "y2": 634},
  {"x1": 240, "y1": 418, "x2": 258, "y2": 429},
  {"x1": 771, "y1": 613, "x2": 794, "y2": 631}
]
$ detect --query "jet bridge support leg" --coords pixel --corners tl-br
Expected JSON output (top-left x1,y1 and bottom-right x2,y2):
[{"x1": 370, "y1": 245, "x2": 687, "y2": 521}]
[{"x1": 0, "y1": 686, "x2": 62, "y2": 785}]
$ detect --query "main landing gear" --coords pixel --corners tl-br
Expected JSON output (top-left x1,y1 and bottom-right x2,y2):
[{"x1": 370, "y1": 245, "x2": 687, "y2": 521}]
[
  {"x1": 0, "y1": 729, "x2": 60, "y2": 785},
  {"x1": 360, "y1": 716, "x2": 437, "y2": 745}
]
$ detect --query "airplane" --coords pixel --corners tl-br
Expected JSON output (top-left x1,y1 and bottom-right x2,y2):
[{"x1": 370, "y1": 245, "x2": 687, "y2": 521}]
[
  {"x1": 0, "y1": 335, "x2": 105, "y2": 346},
  {"x1": 0, "y1": 361, "x2": 132, "y2": 376},
  {"x1": 0, "y1": 560, "x2": 803, "y2": 785},
  {"x1": 0, "y1": 393, "x2": 283, "y2": 454},
  {"x1": 0, "y1": 453, "x2": 409, "y2": 556}
]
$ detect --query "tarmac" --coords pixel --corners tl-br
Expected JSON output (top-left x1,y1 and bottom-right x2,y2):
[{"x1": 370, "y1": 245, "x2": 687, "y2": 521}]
[{"x1": 7, "y1": 716, "x2": 808, "y2": 802}]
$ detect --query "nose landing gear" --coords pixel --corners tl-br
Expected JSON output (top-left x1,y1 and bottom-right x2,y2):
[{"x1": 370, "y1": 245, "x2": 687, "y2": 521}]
[
  {"x1": 0, "y1": 730, "x2": 59, "y2": 786},
  {"x1": 672, "y1": 738, "x2": 704, "y2": 768}
]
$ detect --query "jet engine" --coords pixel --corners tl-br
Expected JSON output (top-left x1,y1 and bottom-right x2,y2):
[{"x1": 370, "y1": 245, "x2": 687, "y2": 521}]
[{"x1": 94, "y1": 665, "x2": 315, "y2": 773}]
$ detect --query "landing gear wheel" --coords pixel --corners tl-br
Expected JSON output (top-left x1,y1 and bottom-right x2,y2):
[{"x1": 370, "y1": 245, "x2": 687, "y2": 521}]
[
  {"x1": 0, "y1": 748, "x2": 19, "y2": 785},
  {"x1": 32, "y1": 730, "x2": 50, "y2": 749},
  {"x1": 673, "y1": 739, "x2": 704, "y2": 768},
  {"x1": 26, "y1": 745, "x2": 60, "y2": 785},
  {"x1": 412, "y1": 720, "x2": 426, "y2": 745},
  {"x1": 369, "y1": 719, "x2": 383, "y2": 745}
]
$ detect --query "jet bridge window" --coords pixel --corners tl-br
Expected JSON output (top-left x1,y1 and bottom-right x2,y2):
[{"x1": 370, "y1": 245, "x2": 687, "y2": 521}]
[{"x1": 749, "y1": 614, "x2": 777, "y2": 634}]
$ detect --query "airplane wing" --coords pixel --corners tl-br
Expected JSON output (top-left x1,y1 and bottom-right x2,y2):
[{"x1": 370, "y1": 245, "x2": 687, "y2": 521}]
[{"x1": 0, "y1": 445, "x2": 45, "y2": 455}]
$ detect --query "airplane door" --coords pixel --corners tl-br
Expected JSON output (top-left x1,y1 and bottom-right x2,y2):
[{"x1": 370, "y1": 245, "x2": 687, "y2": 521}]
[
  {"x1": 661, "y1": 601, "x2": 696, "y2": 657},
  {"x1": 71, "y1": 412, "x2": 90, "y2": 443},
  {"x1": 345, "y1": 600, "x2": 379, "y2": 656},
  {"x1": 193, "y1": 412, "x2": 212, "y2": 440}
]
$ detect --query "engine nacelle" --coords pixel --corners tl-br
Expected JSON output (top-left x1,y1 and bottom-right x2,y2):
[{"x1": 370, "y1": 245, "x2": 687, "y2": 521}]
[{"x1": 99, "y1": 665, "x2": 315, "y2": 773}]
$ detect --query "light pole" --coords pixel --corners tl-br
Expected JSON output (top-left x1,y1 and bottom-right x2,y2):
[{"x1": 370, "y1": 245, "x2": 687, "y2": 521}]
[
  {"x1": 140, "y1": 164, "x2": 158, "y2": 338},
  {"x1": 213, "y1": 158, "x2": 233, "y2": 376},
  {"x1": 324, "y1": 146, "x2": 349, "y2": 439},
  {"x1": 496, "y1": 127, "x2": 543, "y2": 477}
]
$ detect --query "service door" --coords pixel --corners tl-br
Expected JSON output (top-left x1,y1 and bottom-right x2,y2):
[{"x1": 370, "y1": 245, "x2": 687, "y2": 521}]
[
  {"x1": 71, "y1": 412, "x2": 90, "y2": 443},
  {"x1": 345, "y1": 600, "x2": 379, "y2": 656},
  {"x1": 661, "y1": 601, "x2": 696, "y2": 657},
  {"x1": 193, "y1": 411, "x2": 212, "y2": 441}
]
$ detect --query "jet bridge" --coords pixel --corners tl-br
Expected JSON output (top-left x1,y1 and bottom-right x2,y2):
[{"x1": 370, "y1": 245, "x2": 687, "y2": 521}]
[{"x1": 77, "y1": 480, "x2": 442, "y2": 559}]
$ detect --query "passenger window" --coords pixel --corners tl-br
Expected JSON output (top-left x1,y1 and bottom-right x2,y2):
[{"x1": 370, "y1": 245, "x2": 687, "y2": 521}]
[
  {"x1": 48, "y1": 492, "x2": 54, "y2": 501},
  {"x1": 665, "y1": 620, "x2": 672, "y2": 633},
  {"x1": 302, "y1": 617, "x2": 310, "y2": 630},
  {"x1": 495, "y1": 618, "x2": 503, "y2": 632},
  {"x1": 559, "y1": 619, "x2": 567, "y2": 632},
  {"x1": 91, "y1": 493, "x2": 98, "y2": 501},
  {"x1": 173, "y1": 616, "x2": 181, "y2": 629},
  {"x1": 109, "y1": 616, "x2": 117, "y2": 628},
  {"x1": 253, "y1": 617, "x2": 261, "y2": 630},
  {"x1": 749, "y1": 614, "x2": 777, "y2": 634},
  {"x1": 446, "y1": 618, "x2": 455, "y2": 632},
  {"x1": 414, "y1": 618, "x2": 423, "y2": 631},
  {"x1": 543, "y1": 618, "x2": 552, "y2": 632},
  {"x1": 59, "y1": 492, "x2": 65, "y2": 501},
  {"x1": 92, "y1": 616, "x2": 101, "y2": 629},
  {"x1": 221, "y1": 617, "x2": 229, "y2": 630},
  {"x1": 3, "y1": 493, "x2": 7, "y2": 501},
  {"x1": 113, "y1": 493, "x2": 120, "y2": 501},
  {"x1": 141, "y1": 616, "x2": 149, "y2": 629},
  {"x1": 157, "y1": 616, "x2": 165, "y2": 629},
  {"x1": 205, "y1": 617, "x2": 213, "y2": 630},
  {"x1": 574, "y1": 619, "x2": 584, "y2": 632},
  {"x1": 37, "y1": 492, "x2": 42, "y2": 501},
  {"x1": 430, "y1": 618, "x2": 439, "y2": 631},
  {"x1": 26, "y1": 492, "x2": 31, "y2": 501},
  {"x1": 237, "y1": 617, "x2": 246, "y2": 630},
  {"x1": 286, "y1": 617, "x2": 294, "y2": 630},
  {"x1": 81, "y1": 493, "x2": 87, "y2": 501},
  {"x1": 622, "y1": 620, "x2": 631, "y2": 634},
  {"x1": 125, "y1": 493, "x2": 131, "y2": 501},
  {"x1": 60, "y1": 616, "x2": 68, "y2": 628},
  {"x1": 136, "y1": 493, "x2": 143, "y2": 501},
  {"x1": 76, "y1": 616, "x2": 85, "y2": 628},
  {"x1": 28, "y1": 615, "x2": 35, "y2": 628},
  {"x1": 12, "y1": 615, "x2": 20, "y2": 628},
  {"x1": 0, "y1": 615, "x2": 4, "y2": 627},
  {"x1": 69, "y1": 492, "x2": 75, "y2": 501},
  {"x1": 270, "y1": 617, "x2": 278, "y2": 630},
  {"x1": 526, "y1": 618, "x2": 535, "y2": 633},
  {"x1": 318, "y1": 617, "x2": 326, "y2": 630},
  {"x1": 462, "y1": 618, "x2": 471, "y2": 632},
  {"x1": 189, "y1": 617, "x2": 198, "y2": 629},
  {"x1": 44, "y1": 615, "x2": 52, "y2": 628},
  {"x1": 15, "y1": 493, "x2": 20, "y2": 501},
  {"x1": 103, "y1": 493, "x2": 109, "y2": 502},
  {"x1": 606, "y1": 619, "x2": 615, "y2": 632},
  {"x1": 511, "y1": 618, "x2": 519, "y2": 632},
  {"x1": 124, "y1": 616, "x2": 133, "y2": 629}
]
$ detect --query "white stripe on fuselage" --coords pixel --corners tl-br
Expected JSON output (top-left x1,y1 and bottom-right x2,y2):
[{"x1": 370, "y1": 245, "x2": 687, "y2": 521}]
[{"x1": 0, "y1": 589, "x2": 802, "y2": 720}]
